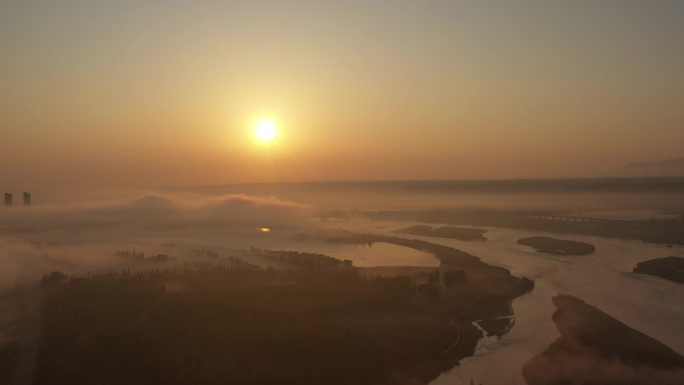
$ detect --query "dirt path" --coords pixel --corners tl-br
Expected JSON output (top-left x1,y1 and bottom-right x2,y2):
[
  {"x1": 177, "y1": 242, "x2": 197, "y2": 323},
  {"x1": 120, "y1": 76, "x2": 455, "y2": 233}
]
[{"x1": 441, "y1": 318, "x2": 464, "y2": 355}]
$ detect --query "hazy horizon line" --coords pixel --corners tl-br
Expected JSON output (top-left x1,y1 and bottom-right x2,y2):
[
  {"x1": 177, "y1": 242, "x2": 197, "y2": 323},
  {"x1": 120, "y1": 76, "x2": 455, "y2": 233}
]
[{"x1": 166, "y1": 175, "x2": 684, "y2": 190}]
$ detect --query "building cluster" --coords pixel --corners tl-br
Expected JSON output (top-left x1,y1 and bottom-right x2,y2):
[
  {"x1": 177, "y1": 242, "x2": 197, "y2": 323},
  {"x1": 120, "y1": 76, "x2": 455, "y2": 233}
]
[{"x1": 4, "y1": 192, "x2": 31, "y2": 207}]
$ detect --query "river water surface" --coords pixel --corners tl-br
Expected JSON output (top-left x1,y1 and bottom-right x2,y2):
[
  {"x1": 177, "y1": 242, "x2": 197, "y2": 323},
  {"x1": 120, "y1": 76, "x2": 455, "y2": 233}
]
[{"x1": 317, "y1": 221, "x2": 684, "y2": 385}]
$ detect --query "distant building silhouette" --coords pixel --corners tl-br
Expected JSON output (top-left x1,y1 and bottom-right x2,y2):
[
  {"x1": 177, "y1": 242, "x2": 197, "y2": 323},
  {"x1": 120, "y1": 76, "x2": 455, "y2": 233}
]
[
  {"x1": 4, "y1": 193, "x2": 12, "y2": 207},
  {"x1": 23, "y1": 192, "x2": 31, "y2": 207}
]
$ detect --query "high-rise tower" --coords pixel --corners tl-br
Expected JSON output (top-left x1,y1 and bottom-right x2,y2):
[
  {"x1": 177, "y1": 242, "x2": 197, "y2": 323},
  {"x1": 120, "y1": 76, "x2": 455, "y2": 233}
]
[
  {"x1": 23, "y1": 192, "x2": 31, "y2": 207},
  {"x1": 4, "y1": 193, "x2": 12, "y2": 207}
]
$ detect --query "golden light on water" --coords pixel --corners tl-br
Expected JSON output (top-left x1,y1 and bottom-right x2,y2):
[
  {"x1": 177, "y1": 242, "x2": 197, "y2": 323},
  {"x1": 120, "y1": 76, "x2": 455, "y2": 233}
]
[{"x1": 261, "y1": 227, "x2": 271, "y2": 233}]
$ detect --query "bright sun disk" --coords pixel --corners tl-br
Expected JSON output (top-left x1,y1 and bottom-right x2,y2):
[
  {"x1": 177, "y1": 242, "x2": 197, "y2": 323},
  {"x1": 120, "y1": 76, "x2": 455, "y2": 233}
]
[{"x1": 255, "y1": 120, "x2": 277, "y2": 142}]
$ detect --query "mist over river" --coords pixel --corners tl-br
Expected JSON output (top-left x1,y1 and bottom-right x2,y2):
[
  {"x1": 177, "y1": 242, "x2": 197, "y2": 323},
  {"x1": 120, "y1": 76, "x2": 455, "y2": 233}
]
[
  {"x1": 318, "y1": 221, "x2": 684, "y2": 385},
  {"x1": 2, "y1": 191, "x2": 682, "y2": 385}
]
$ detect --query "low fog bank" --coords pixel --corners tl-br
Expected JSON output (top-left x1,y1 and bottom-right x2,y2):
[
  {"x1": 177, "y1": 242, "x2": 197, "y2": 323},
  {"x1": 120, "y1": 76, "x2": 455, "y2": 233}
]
[
  {"x1": 0, "y1": 193, "x2": 315, "y2": 291},
  {"x1": 179, "y1": 180, "x2": 684, "y2": 212},
  {"x1": 0, "y1": 192, "x2": 311, "y2": 229}
]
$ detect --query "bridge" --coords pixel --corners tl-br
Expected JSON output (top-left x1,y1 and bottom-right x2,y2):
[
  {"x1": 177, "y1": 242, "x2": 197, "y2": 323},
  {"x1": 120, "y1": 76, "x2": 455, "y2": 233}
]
[
  {"x1": 517, "y1": 214, "x2": 629, "y2": 223},
  {"x1": 514, "y1": 214, "x2": 650, "y2": 228}
]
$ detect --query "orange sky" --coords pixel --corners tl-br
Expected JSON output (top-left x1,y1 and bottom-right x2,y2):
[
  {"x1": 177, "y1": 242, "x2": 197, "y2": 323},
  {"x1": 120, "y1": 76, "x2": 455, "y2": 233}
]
[{"x1": 1, "y1": 1, "x2": 683, "y2": 190}]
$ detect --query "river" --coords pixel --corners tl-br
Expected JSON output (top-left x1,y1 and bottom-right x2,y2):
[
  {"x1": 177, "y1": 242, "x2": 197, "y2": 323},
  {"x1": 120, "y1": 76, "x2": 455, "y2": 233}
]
[
  {"x1": 316, "y1": 220, "x2": 684, "y2": 385},
  {"x1": 15, "y1": 216, "x2": 681, "y2": 385}
]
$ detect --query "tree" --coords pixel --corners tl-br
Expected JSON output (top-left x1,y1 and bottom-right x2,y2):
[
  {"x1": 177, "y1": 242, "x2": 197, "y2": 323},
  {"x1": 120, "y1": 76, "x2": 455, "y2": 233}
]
[
  {"x1": 443, "y1": 270, "x2": 466, "y2": 287},
  {"x1": 42, "y1": 271, "x2": 68, "y2": 287}
]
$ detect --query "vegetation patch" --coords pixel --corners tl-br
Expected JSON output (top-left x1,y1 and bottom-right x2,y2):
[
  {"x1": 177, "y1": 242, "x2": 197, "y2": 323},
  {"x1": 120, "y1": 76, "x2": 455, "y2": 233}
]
[
  {"x1": 0, "y1": 340, "x2": 21, "y2": 383},
  {"x1": 33, "y1": 234, "x2": 535, "y2": 385},
  {"x1": 517, "y1": 236, "x2": 595, "y2": 256},
  {"x1": 633, "y1": 256, "x2": 684, "y2": 283},
  {"x1": 35, "y1": 267, "x2": 407, "y2": 385}
]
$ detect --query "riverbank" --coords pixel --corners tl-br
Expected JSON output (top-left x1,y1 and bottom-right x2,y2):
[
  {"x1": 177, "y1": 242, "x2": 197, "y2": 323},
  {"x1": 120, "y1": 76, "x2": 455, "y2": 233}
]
[
  {"x1": 326, "y1": 231, "x2": 535, "y2": 383},
  {"x1": 633, "y1": 256, "x2": 684, "y2": 283},
  {"x1": 523, "y1": 295, "x2": 684, "y2": 385},
  {"x1": 357, "y1": 208, "x2": 684, "y2": 245},
  {"x1": 30, "y1": 233, "x2": 535, "y2": 385}
]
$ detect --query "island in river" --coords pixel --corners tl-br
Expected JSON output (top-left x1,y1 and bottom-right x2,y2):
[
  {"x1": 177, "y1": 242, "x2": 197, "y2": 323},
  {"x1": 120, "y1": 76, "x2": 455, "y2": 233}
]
[
  {"x1": 31, "y1": 234, "x2": 533, "y2": 385},
  {"x1": 517, "y1": 236, "x2": 595, "y2": 256},
  {"x1": 522, "y1": 295, "x2": 684, "y2": 385},
  {"x1": 633, "y1": 256, "x2": 684, "y2": 283}
]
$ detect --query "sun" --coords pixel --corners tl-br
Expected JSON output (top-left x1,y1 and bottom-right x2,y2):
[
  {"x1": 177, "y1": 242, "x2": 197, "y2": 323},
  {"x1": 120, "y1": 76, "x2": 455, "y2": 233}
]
[{"x1": 254, "y1": 120, "x2": 277, "y2": 142}]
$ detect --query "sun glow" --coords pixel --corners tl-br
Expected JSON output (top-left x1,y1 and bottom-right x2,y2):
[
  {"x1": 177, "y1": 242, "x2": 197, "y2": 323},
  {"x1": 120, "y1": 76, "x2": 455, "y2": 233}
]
[{"x1": 254, "y1": 120, "x2": 277, "y2": 142}]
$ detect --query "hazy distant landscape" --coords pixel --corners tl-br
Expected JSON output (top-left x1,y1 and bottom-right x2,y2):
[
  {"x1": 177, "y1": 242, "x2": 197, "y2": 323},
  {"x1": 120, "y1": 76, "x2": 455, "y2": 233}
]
[
  {"x1": 1, "y1": 179, "x2": 683, "y2": 384},
  {"x1": 3, "y1": 1, "x2": 684, "y2": 384}
]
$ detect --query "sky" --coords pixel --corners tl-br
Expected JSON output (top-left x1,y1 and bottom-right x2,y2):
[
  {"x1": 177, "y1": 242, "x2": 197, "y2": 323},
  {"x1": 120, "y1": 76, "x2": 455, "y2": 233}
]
[{"x1": 2, "y1": 0, "x2": 684, "y2": 190}]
